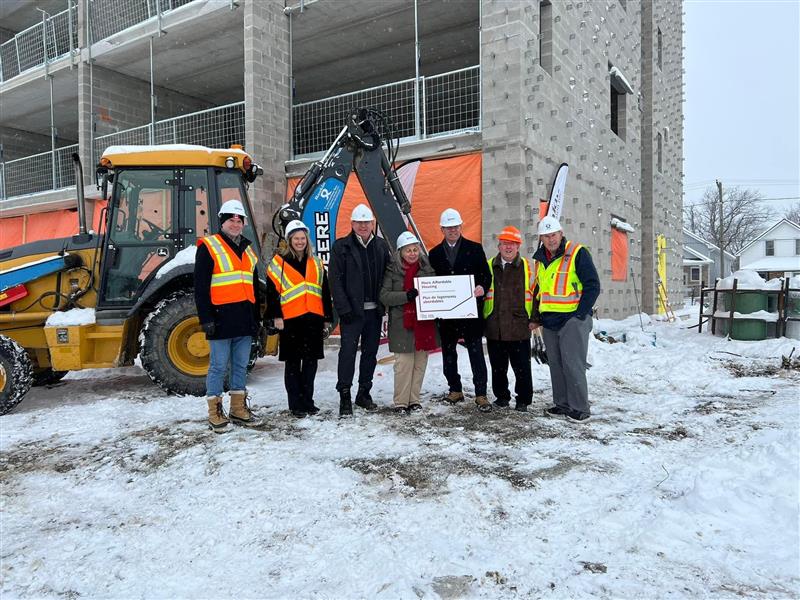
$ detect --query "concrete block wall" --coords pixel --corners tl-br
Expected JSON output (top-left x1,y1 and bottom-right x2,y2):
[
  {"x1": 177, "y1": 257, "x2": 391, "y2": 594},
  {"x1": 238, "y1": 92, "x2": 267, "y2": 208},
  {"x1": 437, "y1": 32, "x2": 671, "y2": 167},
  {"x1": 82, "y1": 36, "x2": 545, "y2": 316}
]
[
  {"x1": 1, "y1": 127, "x2": 71, "y2": 161},
  {"x1": 481, "y1": 0, "x2": 650, "y2": 318},
  {"x1": 89, "y1": 66, "x2": 213, "y2": 138}
]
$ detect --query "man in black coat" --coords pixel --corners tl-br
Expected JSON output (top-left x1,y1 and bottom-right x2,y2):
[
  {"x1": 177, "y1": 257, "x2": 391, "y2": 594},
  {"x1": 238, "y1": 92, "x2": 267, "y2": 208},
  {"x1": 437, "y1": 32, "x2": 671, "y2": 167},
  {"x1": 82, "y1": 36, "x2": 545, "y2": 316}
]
[
  {"x1": 428, "y1": 208, "x2": 492, "y2": 413},
  {"x1": 328, "y1": 203, "x2": 391, "y2": 416}
]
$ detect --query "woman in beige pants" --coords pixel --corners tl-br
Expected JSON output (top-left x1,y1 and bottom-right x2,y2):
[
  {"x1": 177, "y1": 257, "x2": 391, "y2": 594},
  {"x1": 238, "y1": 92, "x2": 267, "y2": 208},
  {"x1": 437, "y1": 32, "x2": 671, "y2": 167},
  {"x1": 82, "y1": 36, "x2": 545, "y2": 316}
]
[{"x1": 379, "y1": 232, "x2": 440, "y2": 413}]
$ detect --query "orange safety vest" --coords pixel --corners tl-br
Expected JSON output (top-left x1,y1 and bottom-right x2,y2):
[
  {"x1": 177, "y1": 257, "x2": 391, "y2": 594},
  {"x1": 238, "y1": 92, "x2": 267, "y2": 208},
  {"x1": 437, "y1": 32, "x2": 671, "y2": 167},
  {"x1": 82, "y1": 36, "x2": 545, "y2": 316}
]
[
  {"x1": 198, "y1": 234, "x2": 258, "y2": 305},
  {"x1": 536, "y1": 241, "x2": 585, "y2": 312},
  {"x1": 267, "y1": 254, "x2": 325, "y2": 319}
]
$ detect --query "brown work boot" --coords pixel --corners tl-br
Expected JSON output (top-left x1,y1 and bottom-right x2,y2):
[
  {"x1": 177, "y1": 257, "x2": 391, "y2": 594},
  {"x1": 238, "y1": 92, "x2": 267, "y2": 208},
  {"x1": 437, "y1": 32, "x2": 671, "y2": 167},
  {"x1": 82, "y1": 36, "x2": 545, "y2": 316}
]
[
  {"x1": 206, "y1": 396, "x2": 230, "y2": 433},
  {"x1": 474, "y1": 395, "x2": 492, "y2": 413},
  {"x1": 445, "y1": 391, "x2": 465, "y2": 404},
  {"x1": 228, "y1": 390, "x2": 259, "y2": 427}
]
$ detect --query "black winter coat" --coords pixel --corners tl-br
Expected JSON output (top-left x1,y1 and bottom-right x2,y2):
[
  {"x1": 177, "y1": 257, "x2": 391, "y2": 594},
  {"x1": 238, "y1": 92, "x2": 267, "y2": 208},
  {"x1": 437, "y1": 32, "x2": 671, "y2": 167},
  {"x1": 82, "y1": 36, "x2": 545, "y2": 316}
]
[
  {"x1": 328, "y1": 231, "x2": 390, "y2": 318},
  {"x1": 428, "y1": 236, "x2": 492, "y2": 339},
  {"x1": 265, "y1": 252, "x2": 333, "y2": 362},
  {"x1": 194, "y1": 232, "x2": 263, "y2": 340}
]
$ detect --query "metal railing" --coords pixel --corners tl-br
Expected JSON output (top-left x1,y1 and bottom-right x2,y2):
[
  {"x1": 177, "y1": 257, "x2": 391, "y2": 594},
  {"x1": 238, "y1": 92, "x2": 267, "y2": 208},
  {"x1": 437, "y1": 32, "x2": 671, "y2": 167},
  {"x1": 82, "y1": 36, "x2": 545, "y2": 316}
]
[
  {"x1": 1, "y1": 144, "x2": 79, "y2": 199},
  {"x1": 93, "y1": 101, "x2": 245, "y2": 158},
  {"x1": 2, "y1": 65, "x2": 480, "y2": 199},
  {"x1": 0, "y1": 4, "x2": 78, "y2": 83},
  {"x1": 1, "y1": 102, "x2": 244, "y2": 201},
  {"x1": 90, "y1": 0, "x2": 198, "y2": 42},
  {"x1": 292, "y1": 66, "x2": 480, "y2": 156}
]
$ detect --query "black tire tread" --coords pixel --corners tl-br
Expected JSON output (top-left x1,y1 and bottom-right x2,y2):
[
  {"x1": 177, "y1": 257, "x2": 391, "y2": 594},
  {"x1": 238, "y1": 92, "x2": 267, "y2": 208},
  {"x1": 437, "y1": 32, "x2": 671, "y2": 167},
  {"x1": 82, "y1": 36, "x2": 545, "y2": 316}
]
[
  {"x1": 0, "y1": 335, "x2": 34, "y2": 415},
  {"x1": 140, "y1": 290, "x2": 206, "y2": 396}
]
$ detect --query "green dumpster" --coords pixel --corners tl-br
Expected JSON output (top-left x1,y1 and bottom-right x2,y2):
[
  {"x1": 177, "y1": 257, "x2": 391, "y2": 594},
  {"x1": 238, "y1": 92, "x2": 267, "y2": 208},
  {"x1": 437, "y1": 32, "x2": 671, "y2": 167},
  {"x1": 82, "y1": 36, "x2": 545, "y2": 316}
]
[{"x1": 730, "y1": 292, "x2": 767, "y2": 341}]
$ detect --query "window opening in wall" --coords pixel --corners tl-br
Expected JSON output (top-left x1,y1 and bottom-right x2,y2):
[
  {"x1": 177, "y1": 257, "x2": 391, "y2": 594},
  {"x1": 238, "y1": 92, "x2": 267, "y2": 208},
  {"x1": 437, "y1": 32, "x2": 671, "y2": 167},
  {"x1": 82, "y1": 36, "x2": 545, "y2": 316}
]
[
  {"x1": 690, "y1": 267, "x2": 700, "y2": 282},
  {"x1": 657, "y1": 28, "x2": 663, "y2": 70},
  {"x1": 609, "y1": 64, "x2": 631, "y2": 140},
  {"x1": 610, "y1": 216, "x2": 629, "y2": 282},
  {"x1": 765, "y1": 240, "x2": 774, "y2": 256},
  {"x1": 539, "y1": 1, "x2": 553, "y2": 75},
  {"x1": 656, "y1": 132, "x2": 663, "y2": 173},
  {"x1": 796, "y1": 238, "x2": 800, "y2": 255}
]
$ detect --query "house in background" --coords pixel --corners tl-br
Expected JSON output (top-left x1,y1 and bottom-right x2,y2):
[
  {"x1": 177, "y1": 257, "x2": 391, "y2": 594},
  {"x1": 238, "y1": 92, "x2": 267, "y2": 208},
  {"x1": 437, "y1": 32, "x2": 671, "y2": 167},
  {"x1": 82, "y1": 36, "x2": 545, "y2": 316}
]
[
  {"x1": 737, "y1": 219, "x2": 800, "y2": 279},
  {"x1": 682, "y1": 228, "x2": 735, "y2": 297}
]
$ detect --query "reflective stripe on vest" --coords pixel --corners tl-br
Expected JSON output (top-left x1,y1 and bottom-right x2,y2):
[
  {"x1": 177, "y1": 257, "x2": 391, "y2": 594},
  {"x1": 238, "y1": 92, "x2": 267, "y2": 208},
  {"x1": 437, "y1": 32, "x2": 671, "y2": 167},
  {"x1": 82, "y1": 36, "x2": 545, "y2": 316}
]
[
  {"x1": 267, "y1": 255, "x2": 325, "y2": 319},
  {"x1": 198, "y1": 234, "x2": 257, "y2": 305},
  {"x1": 536, "y1": 241, "x2": 584, "y2": 312},
  {"x1": 483, "y1": 257, "x2": 535, "y2": 318}
]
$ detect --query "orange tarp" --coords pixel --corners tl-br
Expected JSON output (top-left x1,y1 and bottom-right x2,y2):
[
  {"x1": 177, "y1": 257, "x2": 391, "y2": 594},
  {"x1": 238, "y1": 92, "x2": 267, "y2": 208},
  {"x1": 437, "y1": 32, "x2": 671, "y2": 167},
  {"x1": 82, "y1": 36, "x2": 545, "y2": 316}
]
[
  {"x1": 287, "y1": 153, "x2": 483, "y2": 249},
  {"x1": 0, "y1": 200, "x2": 109, "y2": 250},
  {"x1": 0, "y1": 216, "x2": 24, "y2": 248},
  {"x1": 611, "y1": 228, "x2": 628, "y2": 281}
]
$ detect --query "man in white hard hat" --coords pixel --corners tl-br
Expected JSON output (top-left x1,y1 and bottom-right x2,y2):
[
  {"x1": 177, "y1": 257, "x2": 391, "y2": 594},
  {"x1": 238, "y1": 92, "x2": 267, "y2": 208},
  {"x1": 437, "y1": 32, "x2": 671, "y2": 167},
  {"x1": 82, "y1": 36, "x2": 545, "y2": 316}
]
[
  {"x1": 329, "y1": 203, "x2": 391, "y2": 416},
  {"x1": 428, "y1": 208, "x2": 493, "y2": 413},
  {"x1": 532, "y1": 216, "x2": 600, "y2": 423},
  {"x1": 195, "y1": 199, "x2": 263, "y2": 432}
]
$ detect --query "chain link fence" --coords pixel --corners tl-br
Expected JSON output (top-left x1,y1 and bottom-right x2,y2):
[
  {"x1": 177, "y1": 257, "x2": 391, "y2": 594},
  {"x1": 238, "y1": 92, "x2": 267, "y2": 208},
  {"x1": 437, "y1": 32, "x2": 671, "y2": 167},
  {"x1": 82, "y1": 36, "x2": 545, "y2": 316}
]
[
  {"x1": 93, "y1": 102, "x2": 245, "y2": 158},
  {"x1": 0, "y1": 5, "x2": 78, "y2": 82},
  {"x1": 292, "y1": 66, "x2": 480, "y2": 156},
  {"x1": 1, "y1": 144, "x2": 79, "y2": 199},
  {"x1": 90, "y1": 0, "x2": 197, "y2": 42}
]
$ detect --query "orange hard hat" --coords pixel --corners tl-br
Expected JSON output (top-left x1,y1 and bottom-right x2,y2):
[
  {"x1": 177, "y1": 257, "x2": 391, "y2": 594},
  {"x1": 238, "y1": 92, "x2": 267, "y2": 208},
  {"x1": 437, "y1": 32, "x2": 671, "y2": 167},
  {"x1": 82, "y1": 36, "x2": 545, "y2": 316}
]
[{"x1": 498, "y1": 226, "x2": 522, "y2": 244}]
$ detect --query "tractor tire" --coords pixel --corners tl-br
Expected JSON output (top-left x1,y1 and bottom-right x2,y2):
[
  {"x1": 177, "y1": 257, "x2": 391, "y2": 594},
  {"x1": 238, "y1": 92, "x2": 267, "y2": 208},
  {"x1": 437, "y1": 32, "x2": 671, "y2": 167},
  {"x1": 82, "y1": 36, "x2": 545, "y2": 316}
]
[
  {"x1": 140, "y1": 290, "x2": 209, "y2": 397},
  {"x1": 0, "y1": 334, "x2": 34, "y2": 415},
  {"x1": 32, "y1": 368, "x2": 68, "y2": 387}
]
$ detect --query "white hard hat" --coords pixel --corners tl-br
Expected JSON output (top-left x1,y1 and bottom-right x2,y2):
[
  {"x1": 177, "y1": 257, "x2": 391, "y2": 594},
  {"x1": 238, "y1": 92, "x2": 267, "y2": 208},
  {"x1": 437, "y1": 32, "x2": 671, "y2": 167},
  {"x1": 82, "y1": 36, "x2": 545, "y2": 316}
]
[
  {"x1": 537, "y1": 215, "x2": 562, "y2": 235},
  {"x1": 440, "y1": 208, "x2": 463, "y2": 227},
  {"x1": 396, "y1": 231, "x2": 420, "y2": 250},
  {"x1": 351, "y1": 203, "x2": 374, "y2": 222},
  {"x1": 284, "y1": 219, "x2": 309, "y2": 239},
  {"x1": 218, "y1": 199, "x2": 246, "y2": 218}
]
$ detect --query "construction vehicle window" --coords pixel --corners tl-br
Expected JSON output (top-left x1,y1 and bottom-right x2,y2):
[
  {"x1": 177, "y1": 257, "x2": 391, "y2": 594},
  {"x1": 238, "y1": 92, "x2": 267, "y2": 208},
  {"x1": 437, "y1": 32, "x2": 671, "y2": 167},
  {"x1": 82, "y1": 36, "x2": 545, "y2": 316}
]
[
  {"x1": 103, "y1": 169, "x2": 175, "y2": 303},
  {"x1": 217, "y1": 170, "x2": 256, "y2": 243},
  {"x1": 184, "y1": 169, "x2": 210, "y2": 243}
]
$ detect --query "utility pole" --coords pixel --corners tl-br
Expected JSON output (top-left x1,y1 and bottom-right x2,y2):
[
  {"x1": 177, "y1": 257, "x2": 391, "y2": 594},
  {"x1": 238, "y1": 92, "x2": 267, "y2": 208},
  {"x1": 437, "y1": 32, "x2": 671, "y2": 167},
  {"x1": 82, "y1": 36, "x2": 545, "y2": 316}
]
[{"x1": 716, "y1": 179, "x2": 724, "y2": 278}]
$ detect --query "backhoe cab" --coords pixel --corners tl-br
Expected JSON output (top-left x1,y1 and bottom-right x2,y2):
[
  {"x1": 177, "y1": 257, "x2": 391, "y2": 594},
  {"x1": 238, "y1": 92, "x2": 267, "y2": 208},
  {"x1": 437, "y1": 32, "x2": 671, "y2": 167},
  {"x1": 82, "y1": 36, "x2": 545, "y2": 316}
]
[{"x1": 0, "y1": 145, "x2": 265, "y2": 414}]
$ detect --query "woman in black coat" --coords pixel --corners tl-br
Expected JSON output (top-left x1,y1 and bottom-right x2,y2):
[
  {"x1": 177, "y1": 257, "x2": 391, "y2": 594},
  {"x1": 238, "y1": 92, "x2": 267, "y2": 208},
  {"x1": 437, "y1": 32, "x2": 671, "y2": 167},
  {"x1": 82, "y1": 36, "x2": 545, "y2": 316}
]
[{"x1": 266, "y1": 221, "x2": 332, "y2": 417}]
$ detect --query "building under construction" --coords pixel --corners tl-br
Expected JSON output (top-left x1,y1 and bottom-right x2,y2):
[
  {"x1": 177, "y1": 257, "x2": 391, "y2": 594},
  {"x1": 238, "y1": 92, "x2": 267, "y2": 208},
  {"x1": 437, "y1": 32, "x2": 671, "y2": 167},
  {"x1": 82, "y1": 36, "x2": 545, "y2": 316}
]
[{"x1": 0, "y1": 0, "x2": 683, "y2": 317}]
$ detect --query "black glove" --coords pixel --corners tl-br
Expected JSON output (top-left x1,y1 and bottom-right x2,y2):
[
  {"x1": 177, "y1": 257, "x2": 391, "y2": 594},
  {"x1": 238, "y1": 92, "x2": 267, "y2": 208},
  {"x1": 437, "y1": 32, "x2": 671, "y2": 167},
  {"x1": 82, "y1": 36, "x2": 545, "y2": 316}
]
[
  {"x1": 338, "y1": 312, "x2": 355, "y2": 325},
  {"x1": 202, "y1": 322, "x2": 216, "y2": 336},
  {"x1": 406, "y1": 288, "x2": 419, "y2": 301},
  {"x1": 575, "y1": 313, "x2": 587, "y2": 321}
]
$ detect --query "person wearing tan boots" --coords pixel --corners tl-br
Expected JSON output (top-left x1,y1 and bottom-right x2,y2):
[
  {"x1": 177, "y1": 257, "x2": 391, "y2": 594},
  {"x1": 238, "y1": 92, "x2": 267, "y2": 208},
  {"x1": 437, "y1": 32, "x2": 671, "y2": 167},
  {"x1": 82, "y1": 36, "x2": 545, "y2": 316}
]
[
  {"x1": 379, "y1": 232, "x2": 440, "y2": 414},
  {"x1": 194, "y1": 199, "x2": 262, "y2": 433}
]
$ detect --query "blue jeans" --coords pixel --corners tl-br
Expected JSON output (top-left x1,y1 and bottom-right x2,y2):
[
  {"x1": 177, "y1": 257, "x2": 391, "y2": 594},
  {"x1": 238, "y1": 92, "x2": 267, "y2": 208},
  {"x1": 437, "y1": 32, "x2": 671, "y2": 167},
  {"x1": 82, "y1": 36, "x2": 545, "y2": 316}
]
[{"x1": 206, "y1": 336, "x2": 252, "y2": 397}]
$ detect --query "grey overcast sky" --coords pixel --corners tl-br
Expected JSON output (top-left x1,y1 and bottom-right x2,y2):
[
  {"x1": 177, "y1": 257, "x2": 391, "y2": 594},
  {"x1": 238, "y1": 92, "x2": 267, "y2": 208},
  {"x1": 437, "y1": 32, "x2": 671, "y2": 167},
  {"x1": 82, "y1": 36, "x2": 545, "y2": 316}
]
[{"x1": 683, "y1": 0, "x2": 800, "y2": 218}]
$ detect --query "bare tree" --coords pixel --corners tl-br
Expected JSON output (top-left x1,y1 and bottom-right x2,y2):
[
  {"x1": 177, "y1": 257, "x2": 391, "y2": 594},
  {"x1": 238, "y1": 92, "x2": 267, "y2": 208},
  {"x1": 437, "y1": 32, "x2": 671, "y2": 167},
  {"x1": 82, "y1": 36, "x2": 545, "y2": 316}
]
[
  {"x1": 683, "y1": 186, "x2": 774, "y2": 255},
  {"x1": 784, "y1": 202, "x2": 800, "y2": 226}
]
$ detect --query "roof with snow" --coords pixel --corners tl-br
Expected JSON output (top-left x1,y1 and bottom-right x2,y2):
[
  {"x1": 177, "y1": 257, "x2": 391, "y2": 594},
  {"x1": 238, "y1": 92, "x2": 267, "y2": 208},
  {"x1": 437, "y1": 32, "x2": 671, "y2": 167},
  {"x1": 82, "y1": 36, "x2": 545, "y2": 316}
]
[
  {"x1": 738, "y1": 256, "x2": 800, "y2": 272},
  {"x1": 683, "y1": 245, "x2": 713, "y2": 264}
]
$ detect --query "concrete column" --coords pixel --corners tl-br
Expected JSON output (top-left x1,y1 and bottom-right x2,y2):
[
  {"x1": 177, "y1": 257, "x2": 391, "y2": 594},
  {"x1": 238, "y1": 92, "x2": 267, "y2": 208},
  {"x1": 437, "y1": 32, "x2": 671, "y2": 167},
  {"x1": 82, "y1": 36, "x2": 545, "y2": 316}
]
[
  {"x1": 77, "y1": 0, "x2": 93, "y2": 185},
  {"x1": 244, "y1": 0, "x2": 291, "y2": 250},
  {"x1": 479, "y1": 1, "x2": 536, "y2": 251},
  {"x1": 639, "y1": 0, "x2": 655, "y2": 313}
]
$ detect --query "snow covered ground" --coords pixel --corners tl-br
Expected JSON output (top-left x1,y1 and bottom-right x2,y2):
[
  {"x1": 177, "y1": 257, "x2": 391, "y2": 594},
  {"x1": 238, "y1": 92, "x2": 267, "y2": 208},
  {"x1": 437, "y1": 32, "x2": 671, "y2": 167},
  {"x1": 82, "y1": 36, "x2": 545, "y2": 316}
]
[{"x1": 1, "y1": 308, "x2": 799, "y2": 598}]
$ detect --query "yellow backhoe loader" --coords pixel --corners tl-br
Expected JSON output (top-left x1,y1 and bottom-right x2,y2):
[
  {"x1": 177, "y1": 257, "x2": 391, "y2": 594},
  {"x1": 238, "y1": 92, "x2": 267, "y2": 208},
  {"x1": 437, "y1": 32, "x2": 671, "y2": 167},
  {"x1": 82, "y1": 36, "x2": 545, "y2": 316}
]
[{"x1": 0, "y1": 145, "x2": 270, "y2": 414}]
